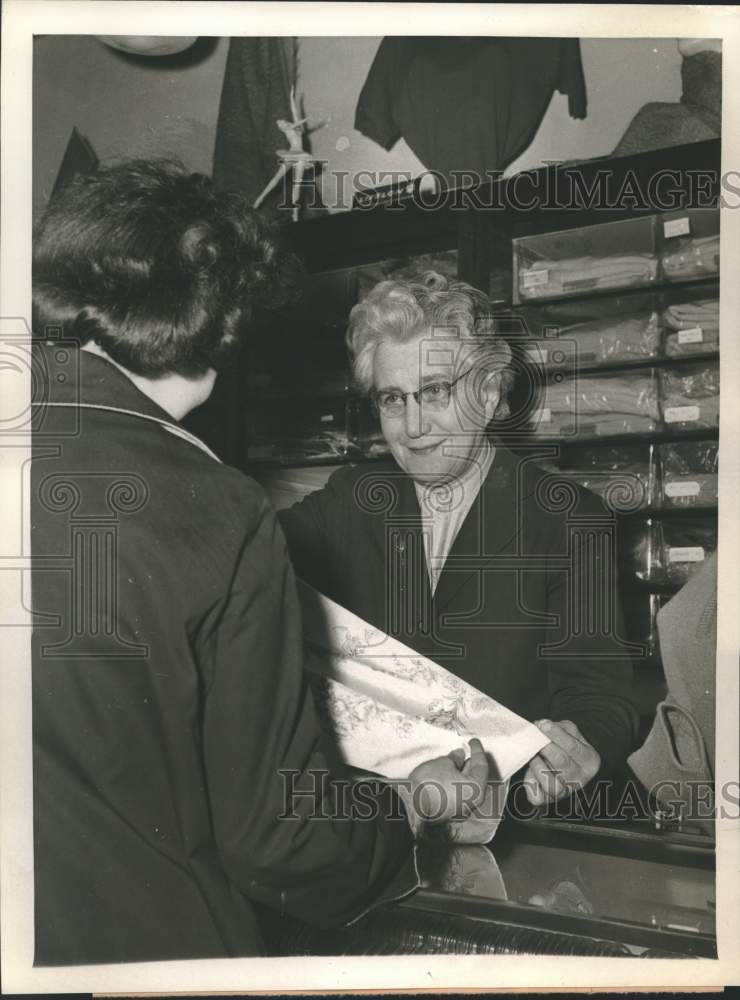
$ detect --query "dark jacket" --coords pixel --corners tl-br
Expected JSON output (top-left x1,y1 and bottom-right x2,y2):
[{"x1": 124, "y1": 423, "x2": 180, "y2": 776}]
[
  {"x1": 279, "y1": 448, "x2": 640, "y2": 778},
  {"x1": 31, "y1": 343, "x2": 416, "y2": 966}
]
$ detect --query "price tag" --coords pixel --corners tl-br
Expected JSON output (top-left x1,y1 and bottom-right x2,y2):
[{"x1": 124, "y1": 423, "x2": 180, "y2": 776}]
[
  {"x1": 664, "y1": 405, "x2": 700, "y2": 423},
  {"x1": 521, "y1": 268, "x2": 549, "y2": 289},
  {"x1": 526, "y1": 347, "x2": 547, "y2": 363},
  {"x1": 664, "y1": 217, "x2": 691, "y2": 238},
  {"x1": 320, "y1": 414, "x2": 334, "y2": 424},
  {"x1": 677, "y1": 327, "x2": 703, "y2": 345},
  {"x1": 668, "y1": 546, "x2": 705, "y2": 563},
  {"x1": 665, "y1": 480, "x2": 700, "y2": 497}
]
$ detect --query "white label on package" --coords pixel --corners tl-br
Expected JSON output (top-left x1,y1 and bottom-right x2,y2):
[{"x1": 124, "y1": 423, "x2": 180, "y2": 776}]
[
  {"x1": 665, "y1": 480, "x2": 701, "y2": 497},
  {"x1": 664, "y1": 405, "x2": 700, "y2": 423},
  {"x1": 526, "y1": 347, "x2": 547, "y2": 363},
  {"x1": 534, "y1": 407, "x2": 552, "y2": 424},
  {"x1": 521, "y1": 268, "x2": 549, "y2": 288},
  {"x1": 663, "y1": 217, "x2": 691, "y2": 238},
  {"x1": 677, "y1": 327, "x2": 704, "y2": 345},
  {"x1": 668, "y1": 546, "x2": 705, "y2": 563}
]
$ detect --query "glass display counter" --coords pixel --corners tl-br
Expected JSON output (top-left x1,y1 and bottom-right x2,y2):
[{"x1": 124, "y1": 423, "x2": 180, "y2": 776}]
[{"x1": 261, "y1": 809, "x2": 715, "y2": 958}]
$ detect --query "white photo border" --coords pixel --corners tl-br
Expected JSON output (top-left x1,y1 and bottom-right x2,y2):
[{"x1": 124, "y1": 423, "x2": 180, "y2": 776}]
[{"x1": 2, "y1": 1, "x2": 739, "y2": 992}]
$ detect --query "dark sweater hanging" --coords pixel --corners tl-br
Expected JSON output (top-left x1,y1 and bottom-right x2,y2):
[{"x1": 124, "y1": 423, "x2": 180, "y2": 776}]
[
  {"x1": 354, "y1": 37, "x2": 587, "y2": 186},
  {"x1": 212, "y1": 37, "x2": 295, "y2": 206}
]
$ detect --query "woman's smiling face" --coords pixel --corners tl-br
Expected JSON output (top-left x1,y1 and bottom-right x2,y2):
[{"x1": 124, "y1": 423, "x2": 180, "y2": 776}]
[{"x1": 373, "y1": 330, "x2": 499, "y2": 484}]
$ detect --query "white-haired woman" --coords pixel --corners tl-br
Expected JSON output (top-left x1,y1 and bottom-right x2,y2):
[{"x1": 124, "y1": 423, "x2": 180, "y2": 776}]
[{"x1": 280, "y1": 271, "x2": 639, "y2": 808}]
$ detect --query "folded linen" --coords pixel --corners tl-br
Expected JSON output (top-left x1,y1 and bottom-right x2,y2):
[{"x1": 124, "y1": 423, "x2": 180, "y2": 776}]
[
  {"x1": 663, "y1": 299, "x2": 719, "y2": 329},
  {"x1": 531, "y1": 374, "x2": 660, "y2": 438},
  {"x1": 663, "y1": 299, "x2": 719, "y2": 357},
  {"x1": 519, "y1": 253, "x2": 659, "y2": 300}
]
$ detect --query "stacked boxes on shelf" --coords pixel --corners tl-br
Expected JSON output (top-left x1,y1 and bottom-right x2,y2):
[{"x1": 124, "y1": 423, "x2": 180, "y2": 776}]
[{"x1": 512, "y1": 208, "x2": 719, "y2": 665}]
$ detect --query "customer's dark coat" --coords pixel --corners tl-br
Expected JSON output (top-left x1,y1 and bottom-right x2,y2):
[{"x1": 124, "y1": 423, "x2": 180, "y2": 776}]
[
  {"x1": 31, "y1": 344, "x2": 415, "y2": 966},
  {"x1": 280, "y1": 447, "x2": 640, "y2": 778}
]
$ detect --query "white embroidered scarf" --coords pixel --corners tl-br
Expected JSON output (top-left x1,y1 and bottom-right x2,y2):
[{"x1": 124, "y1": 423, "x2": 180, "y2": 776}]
[{"x1": 299, "y1": 580, "x2": 548, "y2": 782}]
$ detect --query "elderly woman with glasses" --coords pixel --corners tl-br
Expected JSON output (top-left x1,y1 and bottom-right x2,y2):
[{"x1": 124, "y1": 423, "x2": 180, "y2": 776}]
[{"x1": 280, "y1": 271, "x2": 639, "y2": 807}]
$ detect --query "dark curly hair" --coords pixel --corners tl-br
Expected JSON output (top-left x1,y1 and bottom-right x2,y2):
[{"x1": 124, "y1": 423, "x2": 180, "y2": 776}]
[{"x1": 32, "y1": 159, "x2": 303, "y2": 377}]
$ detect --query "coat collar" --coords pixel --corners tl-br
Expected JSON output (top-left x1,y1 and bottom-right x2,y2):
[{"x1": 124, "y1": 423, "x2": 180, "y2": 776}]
[{"x1": 38, "y1": 340, "x2": 174, "y2": 424}]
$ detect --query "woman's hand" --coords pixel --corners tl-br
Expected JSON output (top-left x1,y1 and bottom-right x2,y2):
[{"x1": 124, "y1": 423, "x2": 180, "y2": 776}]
[
  {"x1": 523, "y1": 719, "x2": 601, "y2": 805},
  {"x1": 409, "y1": 738, "x2": 490, "y2": 823}
]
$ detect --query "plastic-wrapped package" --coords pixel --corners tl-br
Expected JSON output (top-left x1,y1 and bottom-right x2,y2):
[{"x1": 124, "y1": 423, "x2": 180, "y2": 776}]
[
  {"x1": 518, "y1": 253, "x2": 659, "y2": 301},
  {"x1": 617, "y1": 516, "x2": 717, "y2": 587},
  {"x1": 524, "y1": 311, "x2": 660, "y2": 369},
  {"x1": 514, "y1": 217, "x2": 658, "y2": 302},
  {"x1": 659, "y1": 440, "x2": 718, "y2": 509},
  {"x1": 656, "y1": 517, "x2": 718, "y2": 587},
  {"x1": 659, "y1": 362, "x2": 720, "y2": 430},
  {"x1": 661, "y1": 234, "x2": 719, "y2": 282},
  {"x1": 617, "y1": 514, "x2": 717, "y2": 588},
  {"x1": 530, "y1": 371, "x2": 660, "y2": 439},
  {"x1": 663, "y1": 298, "x2": 719, "y2": 357},
  {"x1": 538, "y1": 442, "x2": 656, "y2": 511}
]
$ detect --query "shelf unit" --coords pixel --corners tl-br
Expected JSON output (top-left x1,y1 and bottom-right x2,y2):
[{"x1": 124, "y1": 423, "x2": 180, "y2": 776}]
[{"x1": 505, "y1": 202, "x2": 718, "y2": 679}]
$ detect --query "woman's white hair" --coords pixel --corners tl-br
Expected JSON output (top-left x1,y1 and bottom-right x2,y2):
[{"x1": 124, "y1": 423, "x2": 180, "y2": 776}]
[{"x1": 346, "y1": 270, "x2": 515, "y2": 419}]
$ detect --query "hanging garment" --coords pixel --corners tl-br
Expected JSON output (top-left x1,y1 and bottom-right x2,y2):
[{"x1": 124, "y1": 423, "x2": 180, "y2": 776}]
[
  {"x1": 212, "y1": 37, "x2": 295, "y2": 204},
  {"x1": 355, "y1": 37, "x2": 587, "y2": 184}
]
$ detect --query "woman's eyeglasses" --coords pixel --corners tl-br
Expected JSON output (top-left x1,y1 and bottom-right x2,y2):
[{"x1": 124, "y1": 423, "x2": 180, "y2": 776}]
[{"x1": 372, "y1": 366, "x2": 476, "y2": 417}]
